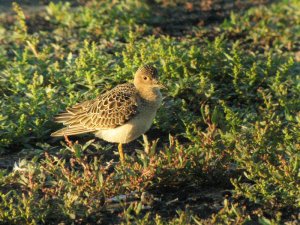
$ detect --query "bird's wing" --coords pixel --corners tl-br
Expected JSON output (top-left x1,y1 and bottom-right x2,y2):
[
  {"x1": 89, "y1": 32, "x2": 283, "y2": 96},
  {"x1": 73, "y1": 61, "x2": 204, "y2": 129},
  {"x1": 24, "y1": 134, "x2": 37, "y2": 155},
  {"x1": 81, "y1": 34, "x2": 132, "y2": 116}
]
[{"x1": 51, "y1": 83, "x2": 138, "y2": 137}]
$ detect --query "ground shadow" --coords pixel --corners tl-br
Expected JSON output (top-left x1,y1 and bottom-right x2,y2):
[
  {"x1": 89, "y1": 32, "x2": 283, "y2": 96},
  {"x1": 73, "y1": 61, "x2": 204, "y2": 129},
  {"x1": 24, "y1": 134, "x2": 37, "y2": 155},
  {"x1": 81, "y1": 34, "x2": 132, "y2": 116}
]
[{"x1": 145, "y1": 0, "x2": 274, "y2": 37}]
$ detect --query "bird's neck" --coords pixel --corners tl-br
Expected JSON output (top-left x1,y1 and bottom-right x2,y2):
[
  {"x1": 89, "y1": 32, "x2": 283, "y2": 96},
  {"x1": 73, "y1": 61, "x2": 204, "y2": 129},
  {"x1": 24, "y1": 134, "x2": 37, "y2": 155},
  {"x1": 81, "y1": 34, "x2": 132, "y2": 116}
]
[{"x1": 137, "y1": 87, "x2": 162, "y2": 105}]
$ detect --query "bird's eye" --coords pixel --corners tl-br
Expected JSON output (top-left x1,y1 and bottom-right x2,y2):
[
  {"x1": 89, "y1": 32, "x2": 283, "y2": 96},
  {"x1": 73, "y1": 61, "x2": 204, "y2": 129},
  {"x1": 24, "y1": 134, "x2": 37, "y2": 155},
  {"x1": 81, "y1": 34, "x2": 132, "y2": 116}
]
[{"x1": 143, "y1": 76, "x2": 148, "y2": 80}]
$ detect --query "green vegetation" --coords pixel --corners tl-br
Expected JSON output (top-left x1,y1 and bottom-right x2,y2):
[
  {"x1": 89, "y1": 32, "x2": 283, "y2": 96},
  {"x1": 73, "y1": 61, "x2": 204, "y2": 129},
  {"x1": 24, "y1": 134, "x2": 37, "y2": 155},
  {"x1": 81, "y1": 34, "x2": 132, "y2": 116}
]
[{"x1": 0, "y1": 0, "x2": 299, "y2": 224}]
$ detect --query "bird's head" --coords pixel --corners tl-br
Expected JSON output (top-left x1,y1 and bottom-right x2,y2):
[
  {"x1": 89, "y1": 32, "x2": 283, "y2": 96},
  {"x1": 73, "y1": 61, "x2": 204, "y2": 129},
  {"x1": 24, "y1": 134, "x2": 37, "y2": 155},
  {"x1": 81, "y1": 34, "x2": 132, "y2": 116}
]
[{"x1": 134, "y1": 65, "x2": 165, "y2": 89}]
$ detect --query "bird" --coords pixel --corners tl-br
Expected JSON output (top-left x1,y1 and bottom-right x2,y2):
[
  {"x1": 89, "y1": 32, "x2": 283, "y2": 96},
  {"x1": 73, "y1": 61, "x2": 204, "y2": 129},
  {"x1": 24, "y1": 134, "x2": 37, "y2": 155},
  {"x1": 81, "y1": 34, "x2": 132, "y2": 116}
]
[{"x1": 51, "y1": 65, "x2": 164, "y2": 162}]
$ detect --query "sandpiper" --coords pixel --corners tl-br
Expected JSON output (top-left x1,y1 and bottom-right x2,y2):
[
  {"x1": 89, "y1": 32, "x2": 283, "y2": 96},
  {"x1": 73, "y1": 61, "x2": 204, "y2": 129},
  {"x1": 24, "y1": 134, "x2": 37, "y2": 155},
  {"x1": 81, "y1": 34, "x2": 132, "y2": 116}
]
[{"x1": 51, "y1": 65, "x2": 164, "y2": 162}]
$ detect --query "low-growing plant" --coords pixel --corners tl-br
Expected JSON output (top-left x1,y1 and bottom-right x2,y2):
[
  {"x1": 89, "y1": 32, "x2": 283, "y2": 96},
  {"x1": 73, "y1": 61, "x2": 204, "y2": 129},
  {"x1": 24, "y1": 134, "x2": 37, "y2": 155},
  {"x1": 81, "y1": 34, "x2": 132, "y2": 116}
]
[{"x1": 0, "y1": 0, "x2": 299, "y2": 224}]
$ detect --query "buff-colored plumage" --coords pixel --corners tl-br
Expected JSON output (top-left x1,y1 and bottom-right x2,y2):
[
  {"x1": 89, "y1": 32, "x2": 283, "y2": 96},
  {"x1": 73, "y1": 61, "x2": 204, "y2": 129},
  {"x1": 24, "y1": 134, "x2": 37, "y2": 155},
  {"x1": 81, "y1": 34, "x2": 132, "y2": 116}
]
[
  {"x1": 51, "y1": 65, "x2": 164, "y2": 150},
  {"x1": 51, "y1": 83, "x2": 138, "y2": 136}
]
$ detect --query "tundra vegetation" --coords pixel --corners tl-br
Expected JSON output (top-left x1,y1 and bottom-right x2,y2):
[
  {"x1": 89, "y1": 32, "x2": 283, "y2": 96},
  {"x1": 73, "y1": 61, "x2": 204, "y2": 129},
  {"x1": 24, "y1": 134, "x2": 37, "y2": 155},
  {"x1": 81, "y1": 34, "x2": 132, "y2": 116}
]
[{"x1": 0, "y1": 0, "x2": 299, "y2": 224}]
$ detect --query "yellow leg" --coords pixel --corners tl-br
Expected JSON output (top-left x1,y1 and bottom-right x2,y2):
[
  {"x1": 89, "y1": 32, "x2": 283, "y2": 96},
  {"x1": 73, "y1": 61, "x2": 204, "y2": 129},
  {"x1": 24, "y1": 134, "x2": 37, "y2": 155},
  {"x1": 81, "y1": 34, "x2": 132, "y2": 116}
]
[{"x1": 118, "y1": 143, "x2": 125, "y2": 163}]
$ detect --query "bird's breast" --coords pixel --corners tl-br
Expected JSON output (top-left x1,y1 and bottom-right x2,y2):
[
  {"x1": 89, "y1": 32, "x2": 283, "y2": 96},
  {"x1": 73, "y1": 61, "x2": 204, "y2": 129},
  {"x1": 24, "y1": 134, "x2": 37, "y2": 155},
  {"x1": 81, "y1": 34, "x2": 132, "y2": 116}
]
[
  {"x1": 95, "y1": 107, "x2": 158, "y2": 144},
  {"x1": 95, "y1": 89, "x2": 162, "y2": 144}
]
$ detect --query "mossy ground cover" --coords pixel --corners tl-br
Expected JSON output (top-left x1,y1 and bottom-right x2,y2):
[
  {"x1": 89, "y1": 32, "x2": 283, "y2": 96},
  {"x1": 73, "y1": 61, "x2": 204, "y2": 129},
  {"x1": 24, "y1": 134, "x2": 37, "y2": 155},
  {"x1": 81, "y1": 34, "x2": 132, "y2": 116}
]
[{"x1": 0, "y1": 0, "x2": 299, "y2": 224}]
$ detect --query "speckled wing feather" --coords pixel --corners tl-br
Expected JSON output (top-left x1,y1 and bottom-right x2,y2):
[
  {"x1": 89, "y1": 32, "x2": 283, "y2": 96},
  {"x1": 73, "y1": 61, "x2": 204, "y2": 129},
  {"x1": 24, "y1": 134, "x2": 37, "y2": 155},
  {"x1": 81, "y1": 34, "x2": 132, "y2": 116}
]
[{"x1": 51, "y1": 83, "x2": 138, "y2": 137}]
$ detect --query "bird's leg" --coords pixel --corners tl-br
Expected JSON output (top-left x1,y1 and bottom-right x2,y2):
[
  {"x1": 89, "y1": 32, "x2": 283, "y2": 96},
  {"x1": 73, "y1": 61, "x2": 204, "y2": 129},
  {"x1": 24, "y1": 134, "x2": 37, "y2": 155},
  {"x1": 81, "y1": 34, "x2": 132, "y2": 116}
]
[
  {"x1": 64, "y1": 135, "x2": 73, "y2": 147},
  {"x1": 118, "y1": 143, "x2": 125, "y2": 163}
]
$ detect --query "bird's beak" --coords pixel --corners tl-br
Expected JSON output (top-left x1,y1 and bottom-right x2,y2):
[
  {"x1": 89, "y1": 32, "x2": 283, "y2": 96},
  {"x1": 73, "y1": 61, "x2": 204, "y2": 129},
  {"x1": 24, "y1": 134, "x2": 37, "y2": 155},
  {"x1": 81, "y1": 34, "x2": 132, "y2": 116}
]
[
  {"x1": 158, "y1": 83, "x2": 167, "y2": 89},
  {"x1": 153, "y1": 80, "x2": 166, "y2": 89}
]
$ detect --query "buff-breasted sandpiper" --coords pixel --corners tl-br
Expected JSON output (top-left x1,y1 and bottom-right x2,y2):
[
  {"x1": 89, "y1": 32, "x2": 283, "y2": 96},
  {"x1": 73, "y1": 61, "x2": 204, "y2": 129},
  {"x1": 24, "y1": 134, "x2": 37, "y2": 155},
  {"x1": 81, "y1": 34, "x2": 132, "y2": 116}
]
[{"x1": 51, "y1": 65, "x2": 164, "y2": 162}]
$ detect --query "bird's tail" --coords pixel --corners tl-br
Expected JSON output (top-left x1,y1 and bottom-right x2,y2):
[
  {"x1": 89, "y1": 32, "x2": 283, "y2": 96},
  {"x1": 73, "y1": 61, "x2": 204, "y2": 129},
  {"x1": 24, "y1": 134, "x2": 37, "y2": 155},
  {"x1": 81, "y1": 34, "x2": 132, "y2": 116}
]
[{"x1": 50, "y1": 126, "x2": 95, "y2": 137}]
